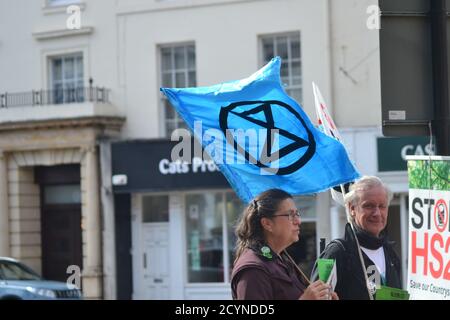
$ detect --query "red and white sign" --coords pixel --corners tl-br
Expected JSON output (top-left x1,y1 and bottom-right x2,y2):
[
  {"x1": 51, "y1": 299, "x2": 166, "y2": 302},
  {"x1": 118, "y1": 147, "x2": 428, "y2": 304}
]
[
  {"x1": 312, "y1": 82, "x2": 348, "y2": 206},
  {"x1": 312, "y1": 82, "x2": 342, "y2": 141},
  {"x1": 407, "y1": 156, "x2": 450, "y2": 300},
  {"x1": 408, "y1": 190, "x2": 450, "y2": 300}
]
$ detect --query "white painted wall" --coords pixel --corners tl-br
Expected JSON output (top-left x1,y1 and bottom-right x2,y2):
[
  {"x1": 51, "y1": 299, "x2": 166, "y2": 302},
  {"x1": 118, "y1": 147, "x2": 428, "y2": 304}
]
[
  {"x1": 0, "y1": 0, "x2": 382, "y2": 135},
  {"x1": 0, "y1": 0, "x2": 333, "y2": 136},
  {"x1": 119, "y1": 0, "x2": 332, "y2": 138},
  {"x1": 329, "y1": 0, "x2": 382, "y2": 128}
]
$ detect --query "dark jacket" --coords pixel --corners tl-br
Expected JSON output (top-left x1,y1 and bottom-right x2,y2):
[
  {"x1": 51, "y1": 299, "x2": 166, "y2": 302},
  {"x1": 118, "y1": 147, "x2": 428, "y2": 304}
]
[
  {"x1": 311, "y1": 223, "x2": 402, "y2": 300},
  {"x1": 231, "y1": 247, "x2": 308, "y2": 300}
]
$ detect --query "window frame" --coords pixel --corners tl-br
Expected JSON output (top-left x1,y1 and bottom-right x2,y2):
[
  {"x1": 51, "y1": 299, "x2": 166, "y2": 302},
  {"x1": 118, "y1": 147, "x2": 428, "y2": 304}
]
[
  {"x1": 42, "y1": 0, "x2": 85, "y2": 15},
  {"x1": 158, "y1": 42, "x2": 196, "y2": 138},
  {"x1": 46, "y1": 0, "x2": 80, "y2": 6},
  {"x1": 43, "y1": 47, "x2": 88, "y2": 98},
  {"x1": 259, "y1": 31, "x2": 302, "y2": 104},
  {"x1": 183, "y1": 189, "x2": 242, "y2": 284},
  {"x1": 48, "y1": 52, "x2": 84, "y2": 104}
]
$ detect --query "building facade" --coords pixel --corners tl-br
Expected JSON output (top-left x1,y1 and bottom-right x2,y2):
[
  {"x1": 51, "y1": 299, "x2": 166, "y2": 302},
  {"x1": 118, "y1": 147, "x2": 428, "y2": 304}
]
[{"x1": 0, "y1": 0, "x2": 426, "y2": 299}]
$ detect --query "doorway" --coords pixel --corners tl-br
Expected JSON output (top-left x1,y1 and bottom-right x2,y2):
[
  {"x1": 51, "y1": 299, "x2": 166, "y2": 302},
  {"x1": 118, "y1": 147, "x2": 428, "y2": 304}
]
[
  {"x1": 36, "y1": 165, "x2": 82, "y2": 282},
  {"x1": 132, "y1": 194, "x2": 170, "y2": 299}
]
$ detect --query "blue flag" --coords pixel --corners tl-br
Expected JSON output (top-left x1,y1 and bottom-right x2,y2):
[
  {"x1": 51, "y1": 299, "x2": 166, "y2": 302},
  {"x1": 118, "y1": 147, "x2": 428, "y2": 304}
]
[{"x1": 161, "y1": 57, "x2": 360, "y2": 203}]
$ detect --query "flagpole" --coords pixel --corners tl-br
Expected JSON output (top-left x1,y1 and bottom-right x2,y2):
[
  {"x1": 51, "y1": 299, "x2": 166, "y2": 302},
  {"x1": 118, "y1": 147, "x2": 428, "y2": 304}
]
[
  {"x1": 284, "y1": 251, "x2": 311, "y2": 286},
  {"x1": 313, "y1": 82, "x2": 374, "y2": 299}
]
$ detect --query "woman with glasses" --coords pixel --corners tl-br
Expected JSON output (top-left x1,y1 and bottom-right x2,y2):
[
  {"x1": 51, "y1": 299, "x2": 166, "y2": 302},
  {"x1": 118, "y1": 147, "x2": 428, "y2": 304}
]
[
  {"x1": 231, "y1": 188, "x2": 337, "y2": 300},
  {"x1": 311, "y1": 176, "x2": 402, "y2": 300}
]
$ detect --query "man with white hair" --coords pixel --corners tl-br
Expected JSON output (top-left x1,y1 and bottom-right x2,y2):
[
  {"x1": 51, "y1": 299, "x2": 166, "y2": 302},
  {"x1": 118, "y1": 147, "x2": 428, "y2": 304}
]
[{"x1": 311, "y1": 176, "x2": 402, "y2": 300}]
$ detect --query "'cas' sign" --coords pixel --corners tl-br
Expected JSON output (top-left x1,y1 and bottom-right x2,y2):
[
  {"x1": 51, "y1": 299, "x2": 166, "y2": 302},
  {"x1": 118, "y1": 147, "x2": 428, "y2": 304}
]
[
  {"x1": 377, "y1": 136, "x2": 434, "y2": 172},
  {"x1": 407, "y1": 155, "x2": 450, "y2": 300}
]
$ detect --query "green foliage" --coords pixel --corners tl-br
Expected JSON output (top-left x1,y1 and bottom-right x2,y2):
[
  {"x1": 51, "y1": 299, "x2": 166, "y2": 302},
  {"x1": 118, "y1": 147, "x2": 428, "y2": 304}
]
[{"x1": 408, "y1": 159, "x2": 450, "y2": 191}]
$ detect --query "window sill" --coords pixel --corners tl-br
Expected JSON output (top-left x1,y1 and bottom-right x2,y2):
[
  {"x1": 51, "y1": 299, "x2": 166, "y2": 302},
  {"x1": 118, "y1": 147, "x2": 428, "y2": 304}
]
[
  {"x1": 33, "y1": 26, "x2": 94, "y2": 40},
  {"x1": 42, "y1": 1, "x2": 85, "y2": 15}
]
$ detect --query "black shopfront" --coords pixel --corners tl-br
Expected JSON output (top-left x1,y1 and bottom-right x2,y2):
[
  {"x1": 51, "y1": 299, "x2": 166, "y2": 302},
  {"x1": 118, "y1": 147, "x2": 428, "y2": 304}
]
[{"x1": 112, "y1": 139, "x2": 232, "y2": 299}]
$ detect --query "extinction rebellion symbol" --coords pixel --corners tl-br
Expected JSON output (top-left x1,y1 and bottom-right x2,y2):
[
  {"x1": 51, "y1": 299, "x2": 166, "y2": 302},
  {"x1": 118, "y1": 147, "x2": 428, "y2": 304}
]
[{"x1": 219, "y1": 100, "x2": 316, "y2": 175}]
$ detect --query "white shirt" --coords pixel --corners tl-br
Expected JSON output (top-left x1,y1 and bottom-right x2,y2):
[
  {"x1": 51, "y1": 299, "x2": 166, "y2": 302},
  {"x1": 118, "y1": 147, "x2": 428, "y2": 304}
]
[{"x1": 361, "y1": 246, "x2": 386, "y2": 281}]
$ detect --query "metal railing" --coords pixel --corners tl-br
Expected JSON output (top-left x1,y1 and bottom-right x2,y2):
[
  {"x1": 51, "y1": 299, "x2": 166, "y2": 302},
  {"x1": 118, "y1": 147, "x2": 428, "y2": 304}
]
[{"x1": 0, "y1": 86, "x2": 110, "y2": 108}]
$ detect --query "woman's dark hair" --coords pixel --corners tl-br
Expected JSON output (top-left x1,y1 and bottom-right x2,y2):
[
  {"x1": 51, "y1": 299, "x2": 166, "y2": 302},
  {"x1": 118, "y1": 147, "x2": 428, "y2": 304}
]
[{"x1": 234, "y1": 189, "x2": 293, "y2": 264}]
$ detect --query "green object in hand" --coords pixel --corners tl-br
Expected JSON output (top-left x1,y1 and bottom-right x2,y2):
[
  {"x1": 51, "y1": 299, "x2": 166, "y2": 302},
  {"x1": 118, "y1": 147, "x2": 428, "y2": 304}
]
[
  {"x1": 376, "y1": 286, "x2": 410, "y2": 300},
  {"x1": 317, "y1": 258, "x2": 335, "y2": 282}
]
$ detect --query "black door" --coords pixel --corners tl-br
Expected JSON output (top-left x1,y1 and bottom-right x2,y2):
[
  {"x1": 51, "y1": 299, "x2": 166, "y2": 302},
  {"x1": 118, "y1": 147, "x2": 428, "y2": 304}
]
[
  {"x1": 35, "y1": 165, "x2": 82, "y2": 282},
  {"x1": 41, "y1": 203, "x2": 82, "y2": 282}
]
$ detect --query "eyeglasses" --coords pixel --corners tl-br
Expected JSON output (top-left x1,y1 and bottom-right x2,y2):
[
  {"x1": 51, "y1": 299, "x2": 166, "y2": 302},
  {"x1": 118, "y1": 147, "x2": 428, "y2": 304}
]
[{"x1": 272, "y1": 209, "x2": 301, "y2": 222}]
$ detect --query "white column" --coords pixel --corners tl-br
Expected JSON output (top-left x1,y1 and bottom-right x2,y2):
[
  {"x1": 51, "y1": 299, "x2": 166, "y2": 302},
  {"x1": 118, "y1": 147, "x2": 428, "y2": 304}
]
[
  {"x1": 316, "y1": 192, "x2": 331, "y2": 257},
  {"x1": 169, "y1": 193, "x2": 184, "y2": 299},
  {"x1": 99, "y1": 141, "x2": 116, "y2": 300},
  {"x1": 0, "y1": 150, "x2": 10, "y2": 256},
  {"x1": 83, "y1": 145, "x2": 102, "y2": 298},
  {"x1": 330, "y1": 205, "x2": 341, "y2": 240}
]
